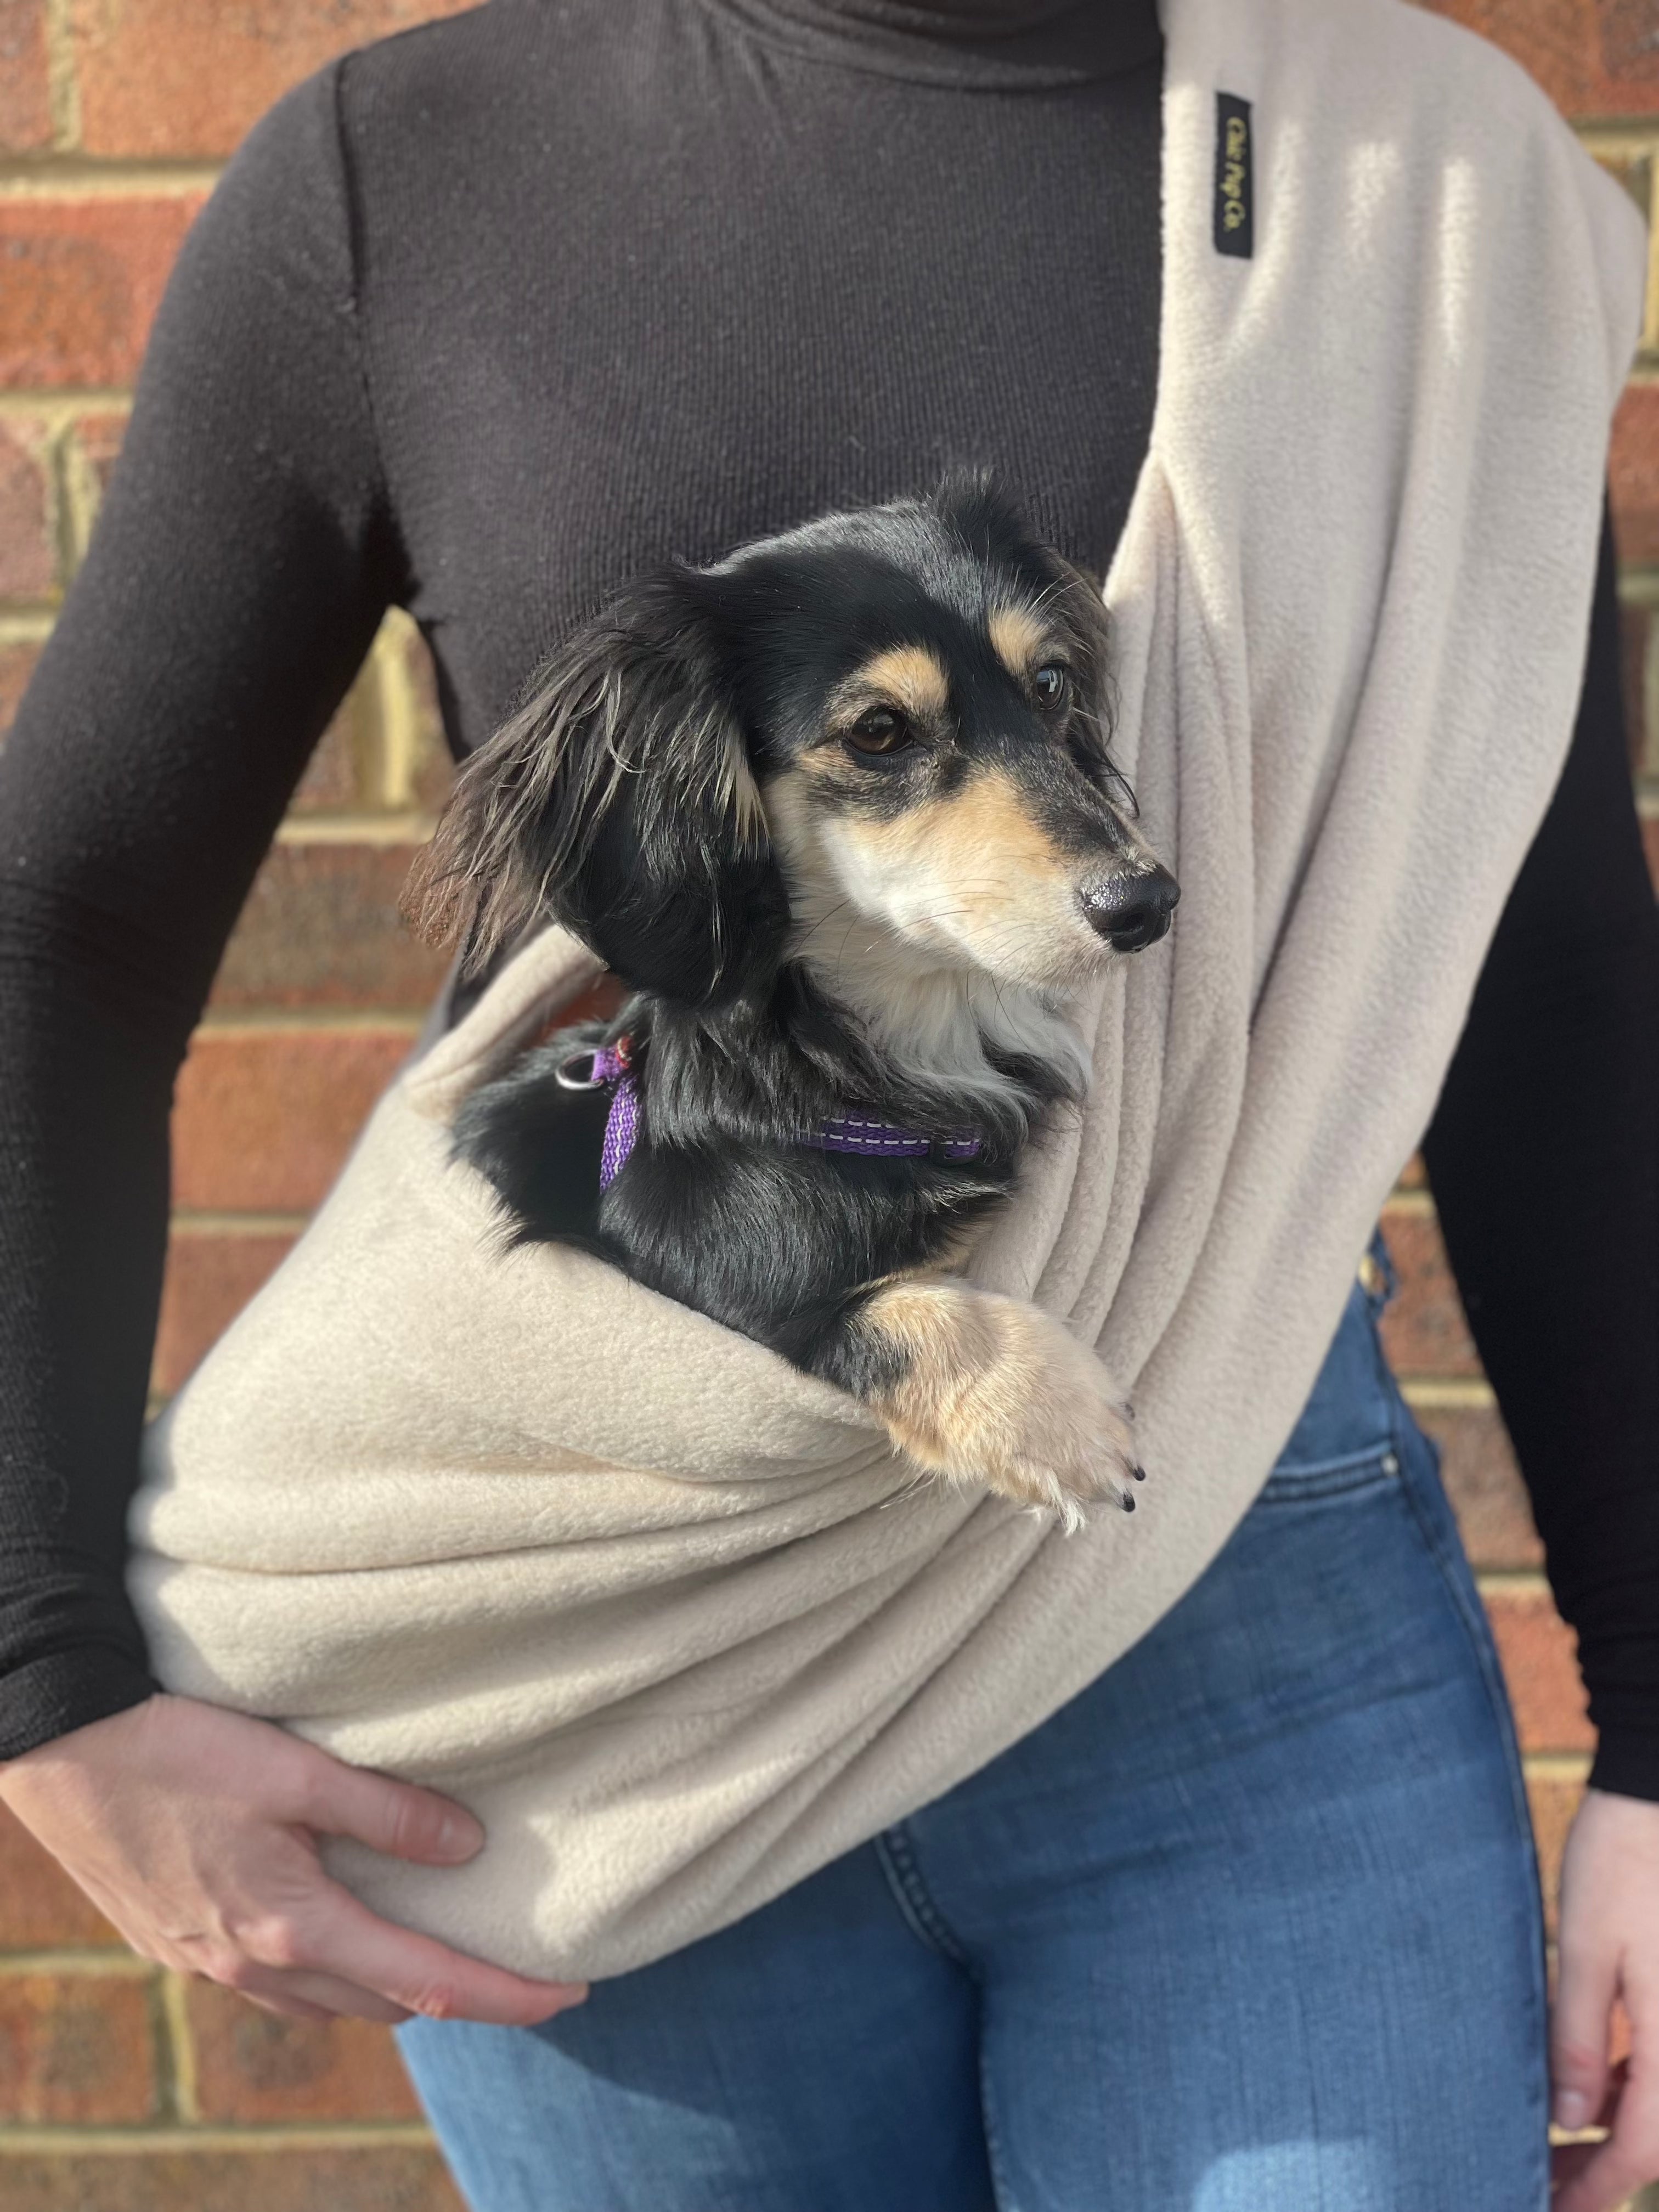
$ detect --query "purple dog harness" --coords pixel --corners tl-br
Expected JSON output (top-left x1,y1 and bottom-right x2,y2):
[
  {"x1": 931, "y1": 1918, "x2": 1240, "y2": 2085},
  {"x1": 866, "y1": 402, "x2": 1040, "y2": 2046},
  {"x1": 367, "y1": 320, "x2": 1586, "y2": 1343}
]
[{"x1": 557, "y1": 1036, "x2": 984, "y2": 1191}]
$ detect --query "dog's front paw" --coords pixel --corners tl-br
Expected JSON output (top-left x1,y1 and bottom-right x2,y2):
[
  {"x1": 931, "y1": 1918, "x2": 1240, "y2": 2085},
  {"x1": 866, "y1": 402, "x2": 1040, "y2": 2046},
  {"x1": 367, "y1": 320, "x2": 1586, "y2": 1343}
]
[{"x1": 856, "y1": 1280, "x2": 1141, "y2": 1531}]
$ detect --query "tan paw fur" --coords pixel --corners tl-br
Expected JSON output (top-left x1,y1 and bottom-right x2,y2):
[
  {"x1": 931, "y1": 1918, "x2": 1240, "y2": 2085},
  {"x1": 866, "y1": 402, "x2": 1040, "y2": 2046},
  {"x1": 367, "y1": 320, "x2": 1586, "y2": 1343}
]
[{"x1": 856, "y1": 1280, "x2": 1139, "y2": 1531}]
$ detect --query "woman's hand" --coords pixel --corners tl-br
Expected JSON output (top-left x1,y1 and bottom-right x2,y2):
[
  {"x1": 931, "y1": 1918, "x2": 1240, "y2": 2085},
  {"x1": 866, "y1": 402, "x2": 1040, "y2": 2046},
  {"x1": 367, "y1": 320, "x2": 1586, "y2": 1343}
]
[
  {"x1": 0, "y1": 1692, "x2": 588, "y2": 2025},
  {"x1": 1551, "y1": 1786, "x2": 1659, "y2": 2211}
]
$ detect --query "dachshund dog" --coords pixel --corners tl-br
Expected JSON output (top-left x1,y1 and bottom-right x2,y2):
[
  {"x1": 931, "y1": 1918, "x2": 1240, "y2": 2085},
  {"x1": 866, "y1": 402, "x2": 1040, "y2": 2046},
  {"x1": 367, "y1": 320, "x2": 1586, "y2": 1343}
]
[{"x1": 409, "y1": 476, "x2": 1178, "y2": 1528}]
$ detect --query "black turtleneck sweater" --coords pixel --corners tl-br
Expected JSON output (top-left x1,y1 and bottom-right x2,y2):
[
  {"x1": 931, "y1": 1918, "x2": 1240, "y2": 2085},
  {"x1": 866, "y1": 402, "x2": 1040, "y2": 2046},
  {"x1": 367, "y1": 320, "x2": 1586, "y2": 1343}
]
[{"x1": 1, "y1": 0, "x2": 1655, "y2": 1796}]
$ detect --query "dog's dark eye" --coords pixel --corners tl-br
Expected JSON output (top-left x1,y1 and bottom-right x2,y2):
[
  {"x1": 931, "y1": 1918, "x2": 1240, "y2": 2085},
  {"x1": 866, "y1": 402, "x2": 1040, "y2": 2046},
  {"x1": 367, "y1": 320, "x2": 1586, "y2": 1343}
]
[
  {"x1": 843, "y1": 707, "x2": 914, "y2": 757},
  {"x1": 1032, "y1": 663, "x2": 1071, "y2": 710}
]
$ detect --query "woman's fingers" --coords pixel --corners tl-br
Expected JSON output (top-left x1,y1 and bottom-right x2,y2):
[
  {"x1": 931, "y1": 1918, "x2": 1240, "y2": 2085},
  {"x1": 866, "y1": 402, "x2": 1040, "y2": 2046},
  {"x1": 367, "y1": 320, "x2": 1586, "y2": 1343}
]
[
  {"x1": 1551, "y1": 1924, "x2": 1616, "y2": 2135},
  {"x1": 303, "y1": 1886, "x2": 587, "y2": 2025},
  {"x1": 234, "y1": 1968, "x2": 414, "y2": 2023},
  {"x1": 1550, "y1": 1790, "x2": 1659, "y2": 2212},
  {"x1": 1549, "y1": 2066, "x2": 1625, "y2": 2209},
  {"x1": 0, "y1": 1696, "x2": 584, "y2": 2028},
  {"x1": 271, "y1": 1751, "x2": 586, "y2": 2018},
  {"x1": 273, "y1": 1753, "x2": 586, "y2": 2018},
  {"x1": 285, "y1": 1749, "x2": 484, "y2": 1866},
  {"x1": 1551, "y1": 2053, "x2": 1659, "y2": 2212},
  {"x1": 235, "y1": 1987, "x2": 342, "y2": 2023}
]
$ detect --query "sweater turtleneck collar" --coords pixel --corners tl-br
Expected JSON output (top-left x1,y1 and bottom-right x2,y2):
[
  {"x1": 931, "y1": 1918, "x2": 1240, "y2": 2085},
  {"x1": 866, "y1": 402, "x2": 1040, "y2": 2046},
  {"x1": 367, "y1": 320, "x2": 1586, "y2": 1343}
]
[{"x1": 703, "y1": 0, "x2": 1164, "y2": 88}]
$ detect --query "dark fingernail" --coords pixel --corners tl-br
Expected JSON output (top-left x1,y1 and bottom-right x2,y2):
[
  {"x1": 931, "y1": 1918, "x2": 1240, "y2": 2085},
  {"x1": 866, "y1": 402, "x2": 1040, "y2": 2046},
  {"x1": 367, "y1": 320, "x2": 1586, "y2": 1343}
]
[
  {"x1": 1120, "y1": 1492, "x2": 1136, "y2": 1513},
  {"x1": 1132, "y1": 1464, "x2": 1147, "y2": 1482}
]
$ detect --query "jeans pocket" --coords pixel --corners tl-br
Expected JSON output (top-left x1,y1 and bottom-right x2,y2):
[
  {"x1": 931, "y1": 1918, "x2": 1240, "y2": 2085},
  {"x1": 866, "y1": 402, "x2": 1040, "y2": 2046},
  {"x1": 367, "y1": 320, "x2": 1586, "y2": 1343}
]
[{"x1": 1256, "y1": 1443, "x2": 1403, "y2": 1508}]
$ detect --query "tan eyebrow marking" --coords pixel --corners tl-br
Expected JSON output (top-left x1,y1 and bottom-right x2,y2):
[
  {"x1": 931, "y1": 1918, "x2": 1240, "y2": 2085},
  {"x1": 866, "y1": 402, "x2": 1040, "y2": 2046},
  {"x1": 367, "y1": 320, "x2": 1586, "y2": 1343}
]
[
  {"x1": 988, "y1": 604, "x2": 1058, "y2": 680},
  {"x1": 830, "y1": 643, "x2": 950, "y2": 724}
]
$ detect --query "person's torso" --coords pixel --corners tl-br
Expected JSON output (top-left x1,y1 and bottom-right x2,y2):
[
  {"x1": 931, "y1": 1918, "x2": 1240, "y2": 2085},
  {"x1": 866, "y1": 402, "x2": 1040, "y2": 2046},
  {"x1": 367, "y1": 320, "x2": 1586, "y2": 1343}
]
[{"x1": 340, "y1": 0, "x2": 1163, "y2": 751}]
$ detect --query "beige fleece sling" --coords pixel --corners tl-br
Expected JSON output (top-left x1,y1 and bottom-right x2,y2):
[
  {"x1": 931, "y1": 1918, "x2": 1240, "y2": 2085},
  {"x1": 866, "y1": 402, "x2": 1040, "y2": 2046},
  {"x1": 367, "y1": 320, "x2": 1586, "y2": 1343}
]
[{"x1": 129, "y1": 0, "x2": 1646, "y2": 1981}]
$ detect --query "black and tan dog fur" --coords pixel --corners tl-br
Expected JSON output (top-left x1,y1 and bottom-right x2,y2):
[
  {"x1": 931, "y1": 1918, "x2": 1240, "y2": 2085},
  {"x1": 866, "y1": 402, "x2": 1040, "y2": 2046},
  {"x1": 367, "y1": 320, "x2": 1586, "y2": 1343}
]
[{"x1": 409, "y1": 476, "x2": 1177, "y2": 1527}]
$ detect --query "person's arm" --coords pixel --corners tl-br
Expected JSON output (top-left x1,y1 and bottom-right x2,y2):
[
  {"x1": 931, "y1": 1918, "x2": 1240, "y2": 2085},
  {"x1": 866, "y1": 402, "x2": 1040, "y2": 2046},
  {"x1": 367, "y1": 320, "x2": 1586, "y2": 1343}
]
[
  {"x1": 1421, "y1": 508, "x2": 1659, "y2": 2212},
  {"x1": 0, "y1": 67, "x2": 400, "y2": 1757},
  {"x1": 1422, "y1": 509, "x2": 1659, "y2": 1801},
  {"x1": 0, "y1": 64, "x2": 585, "y2": 2027}
]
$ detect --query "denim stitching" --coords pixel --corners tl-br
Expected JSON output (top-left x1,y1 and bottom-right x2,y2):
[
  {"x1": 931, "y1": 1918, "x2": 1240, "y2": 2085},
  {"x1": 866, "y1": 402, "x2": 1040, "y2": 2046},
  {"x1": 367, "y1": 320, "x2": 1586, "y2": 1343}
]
[
  {"x1": 1263, "y1": 1440, "x2": 1395, "y2": 1482},
  {"x1": 1382, "y1": 1384, "x2": 1552, "y2": 2207},
  {"x1": 1374, "y1": 1368, "x2": 1535, "y2": 1852},
  {"x1": 874, "y1": 1829, "x2": 1024, "y2": 2207},
  {"x1": 975, "y1": 2022, "x2": 1023, "y2": 2212},
  {"x1": 872, "y1": 1823, "x2": 970, "y2": 1963},
  {"x1": 1257, "y1": 1450, "x2": 1399, "y2": 1506}
]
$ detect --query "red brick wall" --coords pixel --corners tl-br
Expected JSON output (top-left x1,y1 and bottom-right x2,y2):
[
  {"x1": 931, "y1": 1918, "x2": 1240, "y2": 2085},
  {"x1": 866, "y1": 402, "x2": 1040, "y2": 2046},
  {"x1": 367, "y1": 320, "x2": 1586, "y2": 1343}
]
[{"x1": 0, "y1": 1, "x2": 1654, "y2": 2203}]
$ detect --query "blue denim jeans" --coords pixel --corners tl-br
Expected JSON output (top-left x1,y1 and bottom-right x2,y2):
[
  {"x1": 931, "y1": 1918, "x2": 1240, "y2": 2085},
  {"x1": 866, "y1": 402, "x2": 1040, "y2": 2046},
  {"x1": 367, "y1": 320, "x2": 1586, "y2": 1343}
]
[{"x1": 398, "y1": 1245, "x2": 1550, "y2": 2210}]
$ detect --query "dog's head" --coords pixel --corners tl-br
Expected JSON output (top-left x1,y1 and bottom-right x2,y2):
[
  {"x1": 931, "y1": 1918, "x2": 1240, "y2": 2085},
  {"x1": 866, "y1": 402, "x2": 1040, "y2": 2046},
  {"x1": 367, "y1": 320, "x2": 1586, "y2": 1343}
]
[{"x1": 409, "y1": 474, "x2": 1176, "y2": 1006}]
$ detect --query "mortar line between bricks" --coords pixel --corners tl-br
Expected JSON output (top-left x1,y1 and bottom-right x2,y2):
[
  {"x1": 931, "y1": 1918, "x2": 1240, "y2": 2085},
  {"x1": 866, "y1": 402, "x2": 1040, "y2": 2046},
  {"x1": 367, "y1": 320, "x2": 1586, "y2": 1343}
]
[
  {"x1": 1522, "y1": 1752, "x2": 1594, "y2": 1782},
  {"x1": 0, "y1": 162, "x2": 222, "y2": 196},
  {"x1": 144, "y1": 1971, "x2": 179, "y2": 2127},
  {"x1": 1618, "y1": 565, "x2": 1659, "y2": 606},
  {"x1": 1399, "y1": 1376, "x2": 1497, "y2": 1408},
  {"x1": 38, "y1": 0, "x2": 80, "y2": 153},
  {"x1": 0, "y1": 390, "x2": 132, "y2": 415},
  {"x1": 0, "y1": 1950, "x2": 151, "y2": 1975},
  {"x1": 0, "y1": 608, "x2": 55, "y2": 642},
  {"x1": 157, "y1": 1971, "x2": 200, "y2": 2125},
  {"x1": 1577, "y1": 123, "x2": 1659, "y2": 155},
  {"x1": 0, "y1": 402, "x2": 74, "y2": 442},
  {"x1": 192, "y1": 1011, "x2": 425, "y2": 1035},
  {"x1": 59, "y1": 422, "x2": 105, "y2": 577},
  {"x1": 1474, "y1": 1568, "x2": 1553, "y2": 1596},
  {"x1": 0, "y1": 2123, "x2": 438, "y2": 2153},
  {"x1": 1380, "y1": 1187, "x2": 1435, "y2": 1218},
  {"x1": 275, "y1": 811, "x2": 437, "y2": 847},
  {"x1": 372, "y1": 610, "x2": 425, "y2": 810},
  {"x1": 46, "y1": 419, "x2": 79, "y2": 591}
]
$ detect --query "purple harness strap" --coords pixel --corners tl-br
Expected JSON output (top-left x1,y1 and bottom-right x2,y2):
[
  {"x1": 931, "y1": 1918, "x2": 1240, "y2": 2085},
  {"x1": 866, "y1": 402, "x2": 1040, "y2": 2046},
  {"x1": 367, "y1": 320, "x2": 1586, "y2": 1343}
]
[
  {"x1": 590, "y1": 1044, "x2": 640, "y2": 1192},
  {"x1": 568, "y1": 1039, "x2": 984, "y2": 1190},
  {"x1": 800, "y1": 1116, "x2": 984, "y2": 1163}
]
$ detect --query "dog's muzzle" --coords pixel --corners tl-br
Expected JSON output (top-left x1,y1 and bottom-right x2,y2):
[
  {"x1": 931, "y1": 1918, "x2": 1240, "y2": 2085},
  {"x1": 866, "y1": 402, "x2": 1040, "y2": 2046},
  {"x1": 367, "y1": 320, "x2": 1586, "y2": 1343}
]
[{"x1": 1079, "y1": 864, "x2": 1180, "y2": 953}]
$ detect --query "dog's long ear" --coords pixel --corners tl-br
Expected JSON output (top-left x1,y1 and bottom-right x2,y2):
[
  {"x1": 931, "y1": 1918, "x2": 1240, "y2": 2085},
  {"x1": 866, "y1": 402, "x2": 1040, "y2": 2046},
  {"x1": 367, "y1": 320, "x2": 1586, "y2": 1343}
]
[{"x1": 405, "y1": 572, "x2": 786, "y2": 1005}]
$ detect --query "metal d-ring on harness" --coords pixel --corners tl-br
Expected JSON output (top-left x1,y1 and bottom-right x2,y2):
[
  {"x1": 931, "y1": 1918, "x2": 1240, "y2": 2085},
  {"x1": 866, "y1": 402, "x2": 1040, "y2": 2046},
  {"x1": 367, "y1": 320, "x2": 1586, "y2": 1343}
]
[{"x1": 554, "y1": 1036, "x2": 639, "y2": 1190}]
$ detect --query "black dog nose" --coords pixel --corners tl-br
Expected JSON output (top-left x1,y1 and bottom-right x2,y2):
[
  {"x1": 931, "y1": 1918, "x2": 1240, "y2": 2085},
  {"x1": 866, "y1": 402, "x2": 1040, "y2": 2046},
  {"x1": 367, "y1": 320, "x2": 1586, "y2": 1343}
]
[{"x1": 1080, "y1": 864, "x2": 1180, "y2": 952}]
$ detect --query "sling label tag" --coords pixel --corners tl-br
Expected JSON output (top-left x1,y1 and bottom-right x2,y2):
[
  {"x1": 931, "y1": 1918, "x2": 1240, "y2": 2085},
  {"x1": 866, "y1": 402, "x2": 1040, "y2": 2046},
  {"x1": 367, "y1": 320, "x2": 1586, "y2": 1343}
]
[{"x1": 1214, "y1": 93, "x2": 1254, "y2": 258}]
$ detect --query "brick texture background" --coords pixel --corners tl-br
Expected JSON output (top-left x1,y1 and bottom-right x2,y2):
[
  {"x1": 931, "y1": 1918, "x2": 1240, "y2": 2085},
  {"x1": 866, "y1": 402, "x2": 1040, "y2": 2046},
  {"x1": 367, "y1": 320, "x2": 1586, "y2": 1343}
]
[{"x1": 0, "y1": 1, "x2": 1654, "y2": 2203}]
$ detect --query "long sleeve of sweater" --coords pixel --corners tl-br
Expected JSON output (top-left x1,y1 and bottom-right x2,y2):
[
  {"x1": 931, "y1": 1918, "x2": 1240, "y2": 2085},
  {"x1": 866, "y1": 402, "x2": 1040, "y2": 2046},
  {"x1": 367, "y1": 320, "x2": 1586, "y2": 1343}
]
[
  {"x1": 1424, "y1": 511, "x2": 1659, "y2": 1802},
  {"x1": 0, "y1": 73, "x2": 398, "y2": 1758}
]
